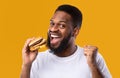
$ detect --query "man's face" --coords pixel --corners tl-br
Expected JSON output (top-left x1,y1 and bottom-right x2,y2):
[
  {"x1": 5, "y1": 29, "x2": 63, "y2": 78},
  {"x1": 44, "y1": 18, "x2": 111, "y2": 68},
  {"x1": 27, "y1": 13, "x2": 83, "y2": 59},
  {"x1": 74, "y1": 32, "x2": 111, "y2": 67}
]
[{"x1": 47, "y1": 11, "x2": 74, "y2": 53}]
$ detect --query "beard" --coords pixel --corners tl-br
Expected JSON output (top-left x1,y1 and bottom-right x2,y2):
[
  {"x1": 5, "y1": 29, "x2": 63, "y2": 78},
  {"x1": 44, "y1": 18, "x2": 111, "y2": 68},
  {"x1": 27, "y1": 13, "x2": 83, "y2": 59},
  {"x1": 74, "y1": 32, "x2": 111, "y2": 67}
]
[{"x1": 47, "y1": 32, "x2": 72, "y2": 54}]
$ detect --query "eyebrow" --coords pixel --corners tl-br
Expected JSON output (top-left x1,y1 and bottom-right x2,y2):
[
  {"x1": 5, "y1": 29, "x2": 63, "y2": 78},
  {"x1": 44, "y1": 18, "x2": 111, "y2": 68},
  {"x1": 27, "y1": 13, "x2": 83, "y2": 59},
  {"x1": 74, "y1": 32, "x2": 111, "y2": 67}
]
[{"x1": 50, "y1": 19, "x2": 67, "y2": 23}]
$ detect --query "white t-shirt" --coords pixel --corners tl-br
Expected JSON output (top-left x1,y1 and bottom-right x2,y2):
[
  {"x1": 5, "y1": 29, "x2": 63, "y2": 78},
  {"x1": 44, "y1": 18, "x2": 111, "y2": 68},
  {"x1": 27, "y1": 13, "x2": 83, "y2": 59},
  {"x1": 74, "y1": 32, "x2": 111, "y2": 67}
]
[{"x1": 30, "y1": 46, "x2": 112, "y2": 78}]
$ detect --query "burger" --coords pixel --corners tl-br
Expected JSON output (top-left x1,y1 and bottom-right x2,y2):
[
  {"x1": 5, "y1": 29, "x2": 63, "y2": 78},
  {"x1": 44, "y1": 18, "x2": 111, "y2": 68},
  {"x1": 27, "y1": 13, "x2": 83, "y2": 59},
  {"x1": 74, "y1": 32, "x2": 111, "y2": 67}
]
[{"x1": 28, "y1": 37, "x2": 46, "y2": 51}]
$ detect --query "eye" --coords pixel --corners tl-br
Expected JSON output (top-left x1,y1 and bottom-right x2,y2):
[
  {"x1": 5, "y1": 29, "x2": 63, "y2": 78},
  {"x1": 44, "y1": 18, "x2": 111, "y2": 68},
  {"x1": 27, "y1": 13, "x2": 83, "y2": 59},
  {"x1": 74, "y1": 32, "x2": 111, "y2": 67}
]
[
  {"x1": 50, "y1": 21, "x2": 55, "y2": 27},
  {"x1": 59, "y1": 24, "x2": 65, "y2": 29}
]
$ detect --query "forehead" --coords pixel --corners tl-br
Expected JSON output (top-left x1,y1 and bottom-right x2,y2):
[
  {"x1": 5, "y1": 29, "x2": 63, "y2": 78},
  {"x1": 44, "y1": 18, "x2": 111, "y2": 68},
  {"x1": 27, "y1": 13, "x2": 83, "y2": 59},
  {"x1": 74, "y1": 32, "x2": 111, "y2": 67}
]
[{"x1": 51, "y1": 11, "x2": 72, "y2": 23}]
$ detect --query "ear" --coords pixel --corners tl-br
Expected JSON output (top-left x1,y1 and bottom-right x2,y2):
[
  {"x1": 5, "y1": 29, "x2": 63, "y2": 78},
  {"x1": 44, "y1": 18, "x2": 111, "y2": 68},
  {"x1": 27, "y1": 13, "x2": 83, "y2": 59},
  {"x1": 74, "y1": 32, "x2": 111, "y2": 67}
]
[{"x1": 72, "y1": 27, "x2": 80, "y2": 38}]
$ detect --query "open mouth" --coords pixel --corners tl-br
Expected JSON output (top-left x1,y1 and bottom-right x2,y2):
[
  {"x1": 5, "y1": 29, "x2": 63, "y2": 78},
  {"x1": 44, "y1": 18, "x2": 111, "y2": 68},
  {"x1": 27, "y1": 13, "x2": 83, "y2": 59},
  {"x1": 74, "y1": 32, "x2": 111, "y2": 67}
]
[{"x1": 50, "y1": 34, "x2": 62, "y2": 46}]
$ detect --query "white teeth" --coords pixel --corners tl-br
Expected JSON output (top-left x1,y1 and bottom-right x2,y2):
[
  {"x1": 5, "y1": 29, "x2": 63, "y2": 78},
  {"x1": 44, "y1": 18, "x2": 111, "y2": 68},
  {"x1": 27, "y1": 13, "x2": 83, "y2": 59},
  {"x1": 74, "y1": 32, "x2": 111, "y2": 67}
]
[{"x1": 51, "y1": 34, "x2": 59, "y2": 38}]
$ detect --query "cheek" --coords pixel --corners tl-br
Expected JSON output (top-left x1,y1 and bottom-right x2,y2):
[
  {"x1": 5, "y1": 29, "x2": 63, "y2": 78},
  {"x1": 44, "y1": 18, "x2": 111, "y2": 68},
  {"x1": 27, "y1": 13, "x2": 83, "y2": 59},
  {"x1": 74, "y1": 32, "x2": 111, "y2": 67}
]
[
  {"x1": 61, "y1": 30, "x2": 67, "y2": 37},
  {"x1": 62, "y1": 29, "x2": 72, "y2": 37}
]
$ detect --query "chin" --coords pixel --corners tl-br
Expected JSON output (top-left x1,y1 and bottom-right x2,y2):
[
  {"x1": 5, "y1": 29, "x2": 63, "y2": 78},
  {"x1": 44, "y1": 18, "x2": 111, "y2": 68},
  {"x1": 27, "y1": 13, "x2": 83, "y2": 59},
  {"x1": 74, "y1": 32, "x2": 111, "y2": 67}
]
[{"x1": 50, "y1": 42, "x2": 61, "y2": 49}]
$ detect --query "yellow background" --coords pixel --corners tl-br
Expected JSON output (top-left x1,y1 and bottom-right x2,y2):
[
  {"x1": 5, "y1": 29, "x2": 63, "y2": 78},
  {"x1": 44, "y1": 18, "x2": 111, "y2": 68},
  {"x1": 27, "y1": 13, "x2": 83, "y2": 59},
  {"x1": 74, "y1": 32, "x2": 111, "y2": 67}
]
[{"x1": 0, "y1": 0, "x2": 119, "y2": 78}]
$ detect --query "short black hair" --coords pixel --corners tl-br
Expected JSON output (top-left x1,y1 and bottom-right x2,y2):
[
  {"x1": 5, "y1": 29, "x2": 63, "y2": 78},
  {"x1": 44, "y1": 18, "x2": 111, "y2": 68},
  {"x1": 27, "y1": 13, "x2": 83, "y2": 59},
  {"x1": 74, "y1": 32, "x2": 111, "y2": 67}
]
[{"x1": 55, "y1": 4, "x2": 82, "y2": 28}]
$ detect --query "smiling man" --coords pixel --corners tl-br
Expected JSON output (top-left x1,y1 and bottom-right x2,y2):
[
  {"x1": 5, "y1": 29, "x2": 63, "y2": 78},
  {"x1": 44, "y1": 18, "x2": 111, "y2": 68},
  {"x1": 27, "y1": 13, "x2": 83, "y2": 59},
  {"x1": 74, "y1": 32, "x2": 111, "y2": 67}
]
[{"x1": 21, "y1": 4, "x2": 112, "y2": 78}]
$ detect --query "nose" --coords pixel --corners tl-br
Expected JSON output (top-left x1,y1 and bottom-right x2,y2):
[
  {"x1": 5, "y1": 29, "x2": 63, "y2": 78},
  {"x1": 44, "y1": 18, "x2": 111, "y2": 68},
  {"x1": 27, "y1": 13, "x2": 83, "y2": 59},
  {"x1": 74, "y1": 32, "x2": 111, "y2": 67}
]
[{"x1": 49, "y1": 25, "x2": 59, "y2": 32}]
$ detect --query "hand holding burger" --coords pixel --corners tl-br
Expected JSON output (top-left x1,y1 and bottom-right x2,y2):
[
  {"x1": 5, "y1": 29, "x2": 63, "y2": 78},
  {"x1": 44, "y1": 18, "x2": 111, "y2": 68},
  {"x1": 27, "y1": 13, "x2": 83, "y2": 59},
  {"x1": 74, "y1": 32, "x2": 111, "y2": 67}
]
[{"x1": 22, "y1": 37, "x2": 47, "y2": 67}]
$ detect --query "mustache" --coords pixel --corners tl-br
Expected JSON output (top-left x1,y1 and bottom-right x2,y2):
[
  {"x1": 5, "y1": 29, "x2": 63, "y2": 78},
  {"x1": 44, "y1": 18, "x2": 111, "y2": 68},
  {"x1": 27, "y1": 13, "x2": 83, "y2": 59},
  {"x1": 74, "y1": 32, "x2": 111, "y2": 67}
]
[{"x1": 48, "y1": 30, "x2": 62, "y2": 36}]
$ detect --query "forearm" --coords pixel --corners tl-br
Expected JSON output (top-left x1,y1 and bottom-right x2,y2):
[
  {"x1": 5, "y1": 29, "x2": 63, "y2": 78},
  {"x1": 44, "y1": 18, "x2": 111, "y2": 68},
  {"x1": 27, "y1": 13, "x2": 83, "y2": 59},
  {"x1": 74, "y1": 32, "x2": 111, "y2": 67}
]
[
  {"x1": 20, "y1": 64, "x2": 32, "y2": 78},
  {"x1": 89, "y1": 63, "x2": 103, "y2": 78}
]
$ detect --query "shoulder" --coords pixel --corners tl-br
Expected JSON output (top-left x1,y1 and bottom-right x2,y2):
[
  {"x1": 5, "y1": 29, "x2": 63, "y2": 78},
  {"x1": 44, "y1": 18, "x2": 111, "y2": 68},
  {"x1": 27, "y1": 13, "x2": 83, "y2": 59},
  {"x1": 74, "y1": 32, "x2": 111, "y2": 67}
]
[
  {"x1": 76, "y1": 45, "x2": 84, "y2": 55},
  {"x1": 96, "y1": 52, "x2": 105, "y2": 63},
  {"x1": 95, "y1": 53, "x2": 112, "y2": 77},
  {"x1": 94, "y1": 51, "x2": 108, "y2": 71},
  {"x1": 31, "y1": 50, "x2": 51, "y2": 68},
  {"x1": 36, "y1": 50, "x2": 51, "y2": 60},
  {"x1": 76, "y1": 45, "x2": 84, "y2": 52}
]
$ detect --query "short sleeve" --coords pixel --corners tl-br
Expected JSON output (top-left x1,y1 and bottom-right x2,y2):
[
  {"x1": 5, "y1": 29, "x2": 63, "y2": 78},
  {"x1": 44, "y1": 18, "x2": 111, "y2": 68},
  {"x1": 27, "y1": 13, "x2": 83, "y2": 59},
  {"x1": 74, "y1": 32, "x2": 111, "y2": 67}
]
[
  {"x1": 30, "y1": 52, "x2": 44, "y2": 78},
  {"x1": 96, "y1": 53, "x2": 112, "y2": 78},
  {"x1": 30, "y1": 57, "x2": 40, "y2": 78},
  {"x1": 30, "y1": 51, "x2": 48, "y2": 78}
]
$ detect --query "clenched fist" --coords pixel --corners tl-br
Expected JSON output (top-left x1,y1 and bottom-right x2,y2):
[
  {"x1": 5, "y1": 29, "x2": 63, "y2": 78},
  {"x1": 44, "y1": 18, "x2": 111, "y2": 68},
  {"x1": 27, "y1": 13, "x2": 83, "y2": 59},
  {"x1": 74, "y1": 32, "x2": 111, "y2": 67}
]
[{"x1": 84, "y1": 45, "x2": 98, "y2": 66}]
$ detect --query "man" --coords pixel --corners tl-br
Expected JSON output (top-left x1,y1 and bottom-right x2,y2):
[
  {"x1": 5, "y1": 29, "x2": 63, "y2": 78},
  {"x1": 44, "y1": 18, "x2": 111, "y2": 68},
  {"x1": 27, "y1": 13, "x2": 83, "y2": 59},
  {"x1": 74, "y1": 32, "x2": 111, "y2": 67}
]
[{"x1": 21, "y1": 4, "x2": 112, "y2": 78}]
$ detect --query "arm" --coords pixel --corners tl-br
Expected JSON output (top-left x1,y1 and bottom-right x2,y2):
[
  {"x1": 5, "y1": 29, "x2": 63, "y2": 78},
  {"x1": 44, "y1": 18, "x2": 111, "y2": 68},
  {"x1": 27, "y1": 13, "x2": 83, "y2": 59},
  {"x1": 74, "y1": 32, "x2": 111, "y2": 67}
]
[
  {"x1": 21, "y1": 64, "x2": 32, "y2": 78},
  {"x1": 20, "y1": 38, "x2": 38, "y2": 78},
  {"x1": 88, "y1": 61, "x2": 103, "y2": 78},
  {"x1": 84, "y1": 45, "x2": 103, "y2": 78}
]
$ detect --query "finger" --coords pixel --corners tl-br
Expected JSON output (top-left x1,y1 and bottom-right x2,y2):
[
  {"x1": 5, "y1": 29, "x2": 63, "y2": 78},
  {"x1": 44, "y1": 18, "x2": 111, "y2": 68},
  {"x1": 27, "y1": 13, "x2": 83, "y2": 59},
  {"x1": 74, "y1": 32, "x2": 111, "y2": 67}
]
[
  {"x1": 84, "y1": 45, "x2": 96, "y2": 55},
  {"x1": 22, "y1": 37, "x2": 35, "y2": 52},
  {"x1": 84, "y1": 51, "x2": 87, "y2": 56},
  {"x1": 25, "y1": 37, "x2": 35, "y2": 47},
  {"x1": 83, "y1": 45, "x2": 92, "y2": 50}
]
